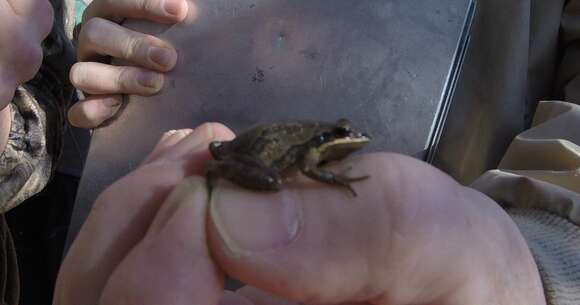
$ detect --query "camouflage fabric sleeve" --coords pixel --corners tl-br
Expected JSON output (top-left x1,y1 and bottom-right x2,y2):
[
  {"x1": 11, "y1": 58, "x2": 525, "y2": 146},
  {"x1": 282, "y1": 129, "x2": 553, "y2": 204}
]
[{"x1": 0, "y1": 88, "x2": 56, "y2": 212}]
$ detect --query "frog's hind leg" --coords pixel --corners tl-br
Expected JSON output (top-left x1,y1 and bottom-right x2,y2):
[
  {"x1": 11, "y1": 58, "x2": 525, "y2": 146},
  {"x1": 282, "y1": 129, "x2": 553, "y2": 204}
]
[
  {"x1": 299, "y1": 150, "x2": 369, "y2": 196},
  {"x1": 206, "y1": 159, "x2": 283, "y2": 192}
]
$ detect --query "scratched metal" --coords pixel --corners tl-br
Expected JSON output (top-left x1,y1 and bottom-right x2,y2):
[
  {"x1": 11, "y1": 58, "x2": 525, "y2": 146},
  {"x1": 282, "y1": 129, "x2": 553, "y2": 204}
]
[{"x1": 67, "y1": 0, "x2": 474, "y2": 250}]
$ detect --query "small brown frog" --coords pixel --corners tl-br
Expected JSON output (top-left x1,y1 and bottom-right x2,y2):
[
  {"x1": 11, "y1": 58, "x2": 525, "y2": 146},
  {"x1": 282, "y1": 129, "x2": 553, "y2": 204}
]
[{"x1": 206, "y1": 119, "x2": 370, "y2": 196}]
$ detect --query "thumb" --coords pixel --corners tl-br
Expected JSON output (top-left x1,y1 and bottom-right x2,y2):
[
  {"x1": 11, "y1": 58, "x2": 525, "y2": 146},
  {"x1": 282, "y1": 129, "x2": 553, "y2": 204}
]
[{"x1": 207, "y1": 153, "x2": 485, "y2": 305}]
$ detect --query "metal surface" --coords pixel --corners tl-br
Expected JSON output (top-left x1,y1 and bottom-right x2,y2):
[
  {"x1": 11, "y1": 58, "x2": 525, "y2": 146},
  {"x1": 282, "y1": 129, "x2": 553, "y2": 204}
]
[{"x1": 67, "y1": 0, "x2": 474, "y2": 248}]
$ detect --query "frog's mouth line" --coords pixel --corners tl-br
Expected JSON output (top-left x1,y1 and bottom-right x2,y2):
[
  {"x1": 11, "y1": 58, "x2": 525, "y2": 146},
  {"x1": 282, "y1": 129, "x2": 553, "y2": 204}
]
[{"x1": 319, "y1": 136, "x2": 371, "y2": 152}]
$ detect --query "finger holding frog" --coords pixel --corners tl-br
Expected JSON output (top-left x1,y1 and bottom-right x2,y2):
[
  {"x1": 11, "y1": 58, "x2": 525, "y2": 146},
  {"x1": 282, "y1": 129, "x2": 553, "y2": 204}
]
[{"x1": 55, "y1": 123, "x2": 234, "y2": 305}]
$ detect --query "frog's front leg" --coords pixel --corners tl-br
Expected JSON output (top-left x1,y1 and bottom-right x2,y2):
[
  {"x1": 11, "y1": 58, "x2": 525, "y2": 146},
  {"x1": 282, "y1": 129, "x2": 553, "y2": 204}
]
[
  {"x1": 206, "y1": 157, "x2": 283, "y2": 193},
  {"x1": 299, "y1": 149, "x2": 369, "y2": 196}
]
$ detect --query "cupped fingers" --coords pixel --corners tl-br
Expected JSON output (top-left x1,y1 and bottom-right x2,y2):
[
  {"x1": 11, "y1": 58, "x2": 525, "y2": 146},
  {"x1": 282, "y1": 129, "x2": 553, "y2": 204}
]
[
  {"x1": 70, "y1": 61, "x2": 164, "y2": 95},
  {"x1": 78, "y1": 17, "x2": 177, "y2": 71}
]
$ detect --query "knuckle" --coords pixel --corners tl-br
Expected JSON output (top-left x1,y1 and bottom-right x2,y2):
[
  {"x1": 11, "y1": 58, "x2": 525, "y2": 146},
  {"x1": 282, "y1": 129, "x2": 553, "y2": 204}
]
[
  {"x1": 116, "y1": 67, "x2": 133, "y2": 92},
  {"x1": 102, "y1": 0, "x2": 116, "y2": 9},
  {"x1": 126, "y1": 35, "x2": 159, "y2": 60},
  {"x1": 131, "y1": 0, "x2": 149, "y2": 15},
  {"x1": 79, "y1": 17, "x2": 105, "y2": 47},
  {"x1": 123, "y1": 35, "x2": 148, "y2": 60},
  {"x1": 139, "y1": 0, "x2": 154, "y2": 13},
  {"x1": 122, "y1": 37, "x2": 140, "y2": 60}
]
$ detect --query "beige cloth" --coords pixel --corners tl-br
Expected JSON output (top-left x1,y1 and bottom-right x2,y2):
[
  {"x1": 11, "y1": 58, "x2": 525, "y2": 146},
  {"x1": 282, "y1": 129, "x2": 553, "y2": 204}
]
[
  {"x1": 472, "y1": 101, "x2": 580, "y2": 305},
  {"x1": 0, "y1": 88, "x2": 55, "y2": 213},
  {"x1": 435, "y1": 0, "x2": 580, "y2": 184},
  {"x1": 435, "y1": 3, "x2": 580, "y2": 301}
]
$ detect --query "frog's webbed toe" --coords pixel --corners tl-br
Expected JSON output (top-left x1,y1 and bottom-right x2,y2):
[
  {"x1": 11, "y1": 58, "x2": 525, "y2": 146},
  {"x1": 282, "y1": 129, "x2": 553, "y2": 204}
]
[{"x1": 300, "y1": 166, "x2": 369, "y2": 196}]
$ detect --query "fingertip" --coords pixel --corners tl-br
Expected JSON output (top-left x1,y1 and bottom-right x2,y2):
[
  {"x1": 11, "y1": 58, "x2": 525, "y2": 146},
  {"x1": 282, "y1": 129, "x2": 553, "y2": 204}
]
[
  {"x1": 194, "y1": 122, "x2": 236, "y2": 143},
  {"x1": 165, "y1": 122, "x2": 235, "y2": 158},
  {"x1": 209, "y1": 122, "x2": 237, "y2": 141},
  {"x1": 83, "y1": 0, "x2": 190, "y2": 25},
  {"x1": 136, "y1": 71, "x2": 165, "y2": 93},
  {"x1": 71, "y1": 61, "x2": 165, "y2": 96},
  {"x1": 149, "y1": 46, "x2": 178, "y2": 72},
  {"x1": 67, "y1": 95, "x2": 123, "y2": 128},
  {"x1": 69, "y1": 62, "x2": 84, "y2": 88},
  {"x1": 141, "y1": 123, "x2": 234, "y2": 171},
  {"x1": 143, "y1": 129, "x2": 195, "y2": 164},
  {"x1": 163, "y1": 0, "x2": 189, "y2": 21}
]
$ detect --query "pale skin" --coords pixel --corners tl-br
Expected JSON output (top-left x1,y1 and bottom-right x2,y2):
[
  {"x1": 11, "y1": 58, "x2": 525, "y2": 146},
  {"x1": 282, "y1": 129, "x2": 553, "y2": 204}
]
[
  {"x1": 0, "y1": 0, "x2": 188, "y2": 153},
  {"x1": 54, "y1": 123, "x2": 546, "y2": 305},
  {"x1": 0, "y1": 0, "x2": 54, "y2": 154}
]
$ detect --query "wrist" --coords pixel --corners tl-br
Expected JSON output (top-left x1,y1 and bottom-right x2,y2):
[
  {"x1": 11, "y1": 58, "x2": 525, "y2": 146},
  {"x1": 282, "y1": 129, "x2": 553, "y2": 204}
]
[{"x1": 0, "y1": 105, "x2": 11, "y2": 156}]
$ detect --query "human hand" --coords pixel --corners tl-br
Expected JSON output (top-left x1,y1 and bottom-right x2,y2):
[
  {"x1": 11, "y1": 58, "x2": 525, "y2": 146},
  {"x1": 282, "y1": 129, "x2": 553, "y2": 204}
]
[
  {"x1": 54, "y1": 124, "x2": 546, "y2": 305},
  {"x1": 67, "y1": 0, "x2": 189, "y2": 128},
  {"x1": 207, "y1": 153, "x2": 546, "y2": 305},
  {"x1": 54, "y1": 122, "x2": 235, "y2": 305},
  {"x1": 0, "y1": 0, "x2": 54, "y2": 109}
]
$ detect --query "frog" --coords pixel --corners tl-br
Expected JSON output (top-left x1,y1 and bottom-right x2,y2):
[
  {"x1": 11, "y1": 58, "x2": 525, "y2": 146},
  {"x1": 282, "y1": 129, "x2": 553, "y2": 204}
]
[{"x1": 206, "y1": 118, "x2": 371, "y2": 196}]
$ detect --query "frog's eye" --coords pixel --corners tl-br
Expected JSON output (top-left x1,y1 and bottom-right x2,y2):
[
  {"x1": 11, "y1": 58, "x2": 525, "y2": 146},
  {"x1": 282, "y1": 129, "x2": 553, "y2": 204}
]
[
  {"x1": 333, "y1": 127, "x2": 349, "y2": 137},
  {"x1": 209, "y1": 141, "x2": 223, "y2": 155},
  {"x1": 335, "y1": 119, "x2": 352, "y2": 132},
  {"x1": 209, "y1": 141, "x2": 222, "y2": 149}
]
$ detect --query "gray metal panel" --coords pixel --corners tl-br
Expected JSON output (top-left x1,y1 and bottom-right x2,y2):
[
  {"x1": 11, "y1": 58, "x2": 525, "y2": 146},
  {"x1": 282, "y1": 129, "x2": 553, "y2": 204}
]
[{"x1": 67, "y1": 0, "x2": 474, "y2": 247}]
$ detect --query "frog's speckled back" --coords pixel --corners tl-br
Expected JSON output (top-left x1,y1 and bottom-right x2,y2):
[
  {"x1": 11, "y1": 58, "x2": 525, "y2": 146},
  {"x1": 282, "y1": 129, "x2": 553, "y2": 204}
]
[{"x1": 231, "y1": 121, "x2": 335, "y2": 167}]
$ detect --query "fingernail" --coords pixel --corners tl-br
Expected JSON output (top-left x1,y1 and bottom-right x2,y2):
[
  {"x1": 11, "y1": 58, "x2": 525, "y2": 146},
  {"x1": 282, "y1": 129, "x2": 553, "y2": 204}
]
[
  {"x1": 210, "y1": 191, "x2": 302, "y2": 254},
  {"x1": 137, "y1": 72, "x2": 163, "y2": 89},
  {"x1": 164, "y1": 0, "x2": 183, "y2": 16},
  {"x1": 175, "y1": 128, "x2": 194, "y2": 138},
  {"x1": 149, "y1": 47, "x2": 175, "y2": 68}
]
